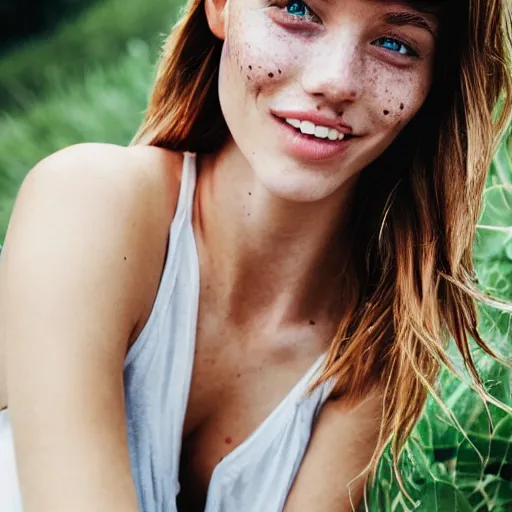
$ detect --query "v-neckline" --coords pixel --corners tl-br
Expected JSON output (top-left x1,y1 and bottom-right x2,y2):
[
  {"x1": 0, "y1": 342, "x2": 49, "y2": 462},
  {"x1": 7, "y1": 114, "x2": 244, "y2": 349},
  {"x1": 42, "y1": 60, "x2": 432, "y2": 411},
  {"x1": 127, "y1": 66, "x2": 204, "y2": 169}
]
[
  {"x1": 206, "y1": 352, "x2": 327, "y2": 481},
  {"x1": 183, "y1": 226, "x2": 327, "y2": 502},
  {"x1": 177, "y1": 152, "x2": 329, "y2": 504}
]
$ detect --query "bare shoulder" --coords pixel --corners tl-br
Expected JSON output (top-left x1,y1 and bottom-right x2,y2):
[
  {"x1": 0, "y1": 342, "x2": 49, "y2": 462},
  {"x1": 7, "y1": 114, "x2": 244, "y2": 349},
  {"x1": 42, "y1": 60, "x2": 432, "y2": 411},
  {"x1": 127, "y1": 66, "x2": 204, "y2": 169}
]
[
  {"x1": 24, "y1": 142, "x2": 183, "y2": 209},
  {"x1": 0, "y1": 143, "x2": 184, "y2": 410},
  {"x1": 4, "y1": 142, "x2": 184, "y2": 315}
]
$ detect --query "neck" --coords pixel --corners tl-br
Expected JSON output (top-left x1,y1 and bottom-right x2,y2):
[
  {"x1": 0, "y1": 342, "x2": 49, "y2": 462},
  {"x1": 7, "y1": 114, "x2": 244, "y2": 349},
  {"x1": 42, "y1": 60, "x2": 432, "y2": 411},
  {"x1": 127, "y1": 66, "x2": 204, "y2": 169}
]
[{"x1": 192, "y1": 140, "x2": 358, "y2": 330}]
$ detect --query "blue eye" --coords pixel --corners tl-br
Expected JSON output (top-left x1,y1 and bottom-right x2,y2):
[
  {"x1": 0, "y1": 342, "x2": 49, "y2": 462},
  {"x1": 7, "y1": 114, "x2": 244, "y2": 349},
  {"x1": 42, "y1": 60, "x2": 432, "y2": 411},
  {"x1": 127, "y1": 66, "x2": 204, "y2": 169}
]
[
  {"x1": 373, "y1": 37, "x2": 417, "y2": 57},
  {"x1": 285, "y1": 0, "x2": 316, "y2": 21}
]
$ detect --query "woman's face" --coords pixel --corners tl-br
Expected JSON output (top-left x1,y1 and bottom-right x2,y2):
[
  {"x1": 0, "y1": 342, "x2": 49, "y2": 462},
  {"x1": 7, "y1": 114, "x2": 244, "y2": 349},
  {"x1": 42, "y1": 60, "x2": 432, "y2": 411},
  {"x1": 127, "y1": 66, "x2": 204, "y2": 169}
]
[{"x1": 214, "y1": 0, "x2": 438, "y2": 202}]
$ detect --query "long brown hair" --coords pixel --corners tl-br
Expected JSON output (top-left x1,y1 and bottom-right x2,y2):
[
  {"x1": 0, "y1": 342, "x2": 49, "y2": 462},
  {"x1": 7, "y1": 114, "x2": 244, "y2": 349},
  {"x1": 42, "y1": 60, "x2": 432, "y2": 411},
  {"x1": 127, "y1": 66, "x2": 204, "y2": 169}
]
[{"x1": 133, "y1": 0, "x2": 512, "y2": 501}]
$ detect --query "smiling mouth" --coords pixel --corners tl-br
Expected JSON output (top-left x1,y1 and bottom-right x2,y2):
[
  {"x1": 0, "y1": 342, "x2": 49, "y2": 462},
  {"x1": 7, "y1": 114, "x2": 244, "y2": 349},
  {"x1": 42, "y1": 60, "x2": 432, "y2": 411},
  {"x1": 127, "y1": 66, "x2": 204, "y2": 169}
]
[
  {"x1": 275, "y1": 116, "x2": 355, "y2": 142},
  {"x1": 272, "y1": 114, "x2": 358, "y2": 161}
]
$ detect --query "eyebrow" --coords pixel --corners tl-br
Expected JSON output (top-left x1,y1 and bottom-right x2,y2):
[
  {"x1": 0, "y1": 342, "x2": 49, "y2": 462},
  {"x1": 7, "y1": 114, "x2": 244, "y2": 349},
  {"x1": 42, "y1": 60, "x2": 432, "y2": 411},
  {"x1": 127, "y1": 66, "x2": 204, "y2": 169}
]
[{"x1": 382, "y1": 11, "x2": 438, "y2": 38}]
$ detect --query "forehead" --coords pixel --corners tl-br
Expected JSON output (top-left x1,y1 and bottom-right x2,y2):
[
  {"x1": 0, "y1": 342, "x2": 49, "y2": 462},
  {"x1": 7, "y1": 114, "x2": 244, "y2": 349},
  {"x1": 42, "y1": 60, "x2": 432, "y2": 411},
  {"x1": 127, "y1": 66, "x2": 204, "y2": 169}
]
[
  {"x1": 299, "y1": 0, "x2": 444, "y2": 22},
  {"x1": 373, "y1": 0, "x2": 445, "y2": 15},
  {"x1": 315, "y1": 0, "x2": 442, "y2": 34}
]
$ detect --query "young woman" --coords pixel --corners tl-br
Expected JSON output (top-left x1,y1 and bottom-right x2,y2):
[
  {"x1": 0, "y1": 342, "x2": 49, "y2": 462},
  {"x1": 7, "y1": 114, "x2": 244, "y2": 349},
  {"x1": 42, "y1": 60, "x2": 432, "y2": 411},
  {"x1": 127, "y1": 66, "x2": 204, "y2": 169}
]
[{"x1": 0, "y1": 0, "x2": 511, "y2": 510}]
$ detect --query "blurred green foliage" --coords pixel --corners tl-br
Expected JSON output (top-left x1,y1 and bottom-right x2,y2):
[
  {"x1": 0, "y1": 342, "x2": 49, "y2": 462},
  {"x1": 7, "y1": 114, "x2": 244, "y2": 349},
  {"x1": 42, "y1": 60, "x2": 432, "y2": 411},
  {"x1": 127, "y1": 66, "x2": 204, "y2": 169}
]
[
  {"x1": 0, "y1": 0, "x2": 511, "y2": 510},
  {"x1": 0, "y1": 0, "x2": 182, "y2": 241},
  {"x1": 0, "y1": 0, "x2": 97, "y2": 56},
  {"x1": 0, "y1": 0, "x2": 178, "y2": 110}
]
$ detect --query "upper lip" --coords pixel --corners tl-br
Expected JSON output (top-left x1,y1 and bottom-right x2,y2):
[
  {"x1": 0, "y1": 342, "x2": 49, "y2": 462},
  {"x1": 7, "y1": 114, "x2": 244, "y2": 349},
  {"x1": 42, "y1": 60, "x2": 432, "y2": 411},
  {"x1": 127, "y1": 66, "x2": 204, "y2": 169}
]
[{"x1": 271, "y1": 109, "x2": 354, "y2": 135}]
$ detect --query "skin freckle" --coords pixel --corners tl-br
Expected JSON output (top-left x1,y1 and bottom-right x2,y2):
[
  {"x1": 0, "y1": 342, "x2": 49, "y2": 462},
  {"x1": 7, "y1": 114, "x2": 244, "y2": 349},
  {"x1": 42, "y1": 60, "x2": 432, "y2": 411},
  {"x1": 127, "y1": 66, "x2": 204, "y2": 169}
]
[
  {"x1": 400, "y1": 103, "x2": 404, "y2": 110},
  {"x1": 248, "y1": 65, "x2": 252, "y2": 70},
  {"x1": 225, "y1": 436, "x2": 233, "y2": 445},
  {"x1": 383, "y1": 110, "x2": 390, "y2": 115},
  {"x1": 268, "y1": 72, "x2": 274, "y2": 78}
]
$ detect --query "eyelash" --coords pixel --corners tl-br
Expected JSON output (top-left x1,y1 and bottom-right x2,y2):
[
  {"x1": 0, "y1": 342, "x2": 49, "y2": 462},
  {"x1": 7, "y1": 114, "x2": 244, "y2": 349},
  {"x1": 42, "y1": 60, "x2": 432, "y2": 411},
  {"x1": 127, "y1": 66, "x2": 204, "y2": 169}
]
[
  {"x1": 270, "y1": 0, "x2": 319, "y2": 23},
  {"x1": 372, "y1": 35, "x2": 419, "y2": 58},
  {"x1": 270, "y1": 0, "x2": 420, "y2": 59}
]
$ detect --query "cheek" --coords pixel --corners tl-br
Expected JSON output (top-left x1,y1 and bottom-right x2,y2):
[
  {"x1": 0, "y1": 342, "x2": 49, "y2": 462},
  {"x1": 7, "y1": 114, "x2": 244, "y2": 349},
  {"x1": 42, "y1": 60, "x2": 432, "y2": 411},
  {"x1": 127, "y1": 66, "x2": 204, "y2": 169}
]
[
  {"x1": 366, "y1": 65, "x2": 430, "y2": 132},
  {"x1": 223, "y1": 11, "x2": 298, "y2": 95}
]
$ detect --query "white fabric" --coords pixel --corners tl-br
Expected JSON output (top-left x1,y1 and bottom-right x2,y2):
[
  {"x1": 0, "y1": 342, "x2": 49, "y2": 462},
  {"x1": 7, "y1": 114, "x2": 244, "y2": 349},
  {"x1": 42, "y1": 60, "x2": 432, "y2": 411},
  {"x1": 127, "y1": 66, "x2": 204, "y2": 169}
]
[
  {"x1": 0, "y1": 152, "x2": 334, "y2": 511},
  {"x1": 0, "y1": 410, "x2": 23, "y2": 512}
]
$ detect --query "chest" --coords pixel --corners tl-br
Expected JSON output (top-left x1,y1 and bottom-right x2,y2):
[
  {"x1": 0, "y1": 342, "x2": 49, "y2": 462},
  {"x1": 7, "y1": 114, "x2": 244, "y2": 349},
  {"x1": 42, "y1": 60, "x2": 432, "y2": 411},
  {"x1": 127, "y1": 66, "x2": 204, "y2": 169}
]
[{"x1": 176, "y1": 314, "x2": 326, "y2": 508}]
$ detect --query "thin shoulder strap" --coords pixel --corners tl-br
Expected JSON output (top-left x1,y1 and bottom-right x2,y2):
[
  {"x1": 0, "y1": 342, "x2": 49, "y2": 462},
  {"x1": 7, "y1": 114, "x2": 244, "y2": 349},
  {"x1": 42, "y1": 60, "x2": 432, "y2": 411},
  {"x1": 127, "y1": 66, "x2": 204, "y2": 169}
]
[
  {"x1": 123, "y1": 152, "x2": 198, "y2": 367},
  {"x1": 173, "y1": 152, "x2": 197, "y2": 223}
]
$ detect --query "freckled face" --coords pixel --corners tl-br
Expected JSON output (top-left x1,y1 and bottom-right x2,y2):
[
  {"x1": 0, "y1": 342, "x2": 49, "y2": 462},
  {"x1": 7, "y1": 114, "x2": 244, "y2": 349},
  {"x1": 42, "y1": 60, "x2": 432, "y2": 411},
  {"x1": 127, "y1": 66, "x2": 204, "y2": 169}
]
[{"x1": 216, "y1": 0, "x2": 437, "y2": 201}]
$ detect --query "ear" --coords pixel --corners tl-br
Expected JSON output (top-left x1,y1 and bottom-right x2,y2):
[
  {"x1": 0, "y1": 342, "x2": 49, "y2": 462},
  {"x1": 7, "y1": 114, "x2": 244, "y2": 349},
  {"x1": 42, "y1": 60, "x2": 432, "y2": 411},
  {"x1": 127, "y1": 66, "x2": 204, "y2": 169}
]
[{"x1": 204, "y1": 0, "x2": 228, "y2": 40}]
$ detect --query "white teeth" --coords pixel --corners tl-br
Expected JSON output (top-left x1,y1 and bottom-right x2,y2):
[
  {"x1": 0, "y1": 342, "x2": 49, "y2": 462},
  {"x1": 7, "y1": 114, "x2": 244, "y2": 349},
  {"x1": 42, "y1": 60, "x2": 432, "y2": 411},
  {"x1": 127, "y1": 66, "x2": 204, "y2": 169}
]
[
  {"x1": 314, "y1": 126, "x2": 329, "y2": 138},
  {"x1": 285, "y1": 118, "x2": 301, "y2": 128},
  {"x1": 285, "y1": 117, "x2": 348, "y2": 141},
  {"x1": 300, "y1": 120, "x2": 315, "y2": 135},
  {"x1": 327, "y1": 128, "x2": 338, "y2": 141}
]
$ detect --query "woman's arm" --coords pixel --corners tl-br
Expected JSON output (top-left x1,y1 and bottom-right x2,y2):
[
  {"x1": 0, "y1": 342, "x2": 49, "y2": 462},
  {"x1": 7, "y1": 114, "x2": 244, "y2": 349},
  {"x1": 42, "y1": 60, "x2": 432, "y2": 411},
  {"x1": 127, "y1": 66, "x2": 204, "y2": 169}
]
[
  {"x1": 0, "y1": 144, "x2": 171, "y2": 512},
  {"x1": 284, "y1": 390, "x2": 384, "y2": 512}
]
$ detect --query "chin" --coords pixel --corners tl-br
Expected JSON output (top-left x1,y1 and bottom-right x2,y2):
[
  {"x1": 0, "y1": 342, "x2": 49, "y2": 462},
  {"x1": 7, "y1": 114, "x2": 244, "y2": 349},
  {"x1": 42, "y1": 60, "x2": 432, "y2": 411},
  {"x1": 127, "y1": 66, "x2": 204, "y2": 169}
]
[{"x1": 252, "y1": 157, "x2": 353, "y2": 204}]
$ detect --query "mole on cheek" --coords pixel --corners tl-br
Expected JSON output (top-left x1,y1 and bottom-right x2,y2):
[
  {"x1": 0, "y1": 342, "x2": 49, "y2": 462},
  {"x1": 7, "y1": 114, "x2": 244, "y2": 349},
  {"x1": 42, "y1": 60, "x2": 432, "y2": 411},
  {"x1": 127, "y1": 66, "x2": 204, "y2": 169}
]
[
  {"x1": 268, "y1": 72, "x2": 274, "y2": 78},
  {"x1": 383, "y1": 110, "x2": 390, "y2": 116},
  {"x1": 400, "y1": 103, "x2": 404, "y2": 110}
]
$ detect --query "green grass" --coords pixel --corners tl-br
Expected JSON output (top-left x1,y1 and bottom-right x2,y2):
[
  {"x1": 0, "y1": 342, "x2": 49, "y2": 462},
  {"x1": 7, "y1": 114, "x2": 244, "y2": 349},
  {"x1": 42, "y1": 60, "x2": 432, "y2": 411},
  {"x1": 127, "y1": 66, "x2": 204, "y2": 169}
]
[
  {"x1": 0, "y1": 1, "x2": 511, "y2": 509},
  {"x1": 0, "y1": 40, "x2": 158, "y2": 240}
]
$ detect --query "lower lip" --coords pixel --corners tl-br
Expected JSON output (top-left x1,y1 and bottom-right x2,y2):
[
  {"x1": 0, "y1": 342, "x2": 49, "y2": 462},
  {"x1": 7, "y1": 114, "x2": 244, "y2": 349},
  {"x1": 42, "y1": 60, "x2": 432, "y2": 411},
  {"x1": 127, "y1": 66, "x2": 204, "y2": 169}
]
[{"x1": 272, "y1": 115, "x2": 354, "y2": 162}]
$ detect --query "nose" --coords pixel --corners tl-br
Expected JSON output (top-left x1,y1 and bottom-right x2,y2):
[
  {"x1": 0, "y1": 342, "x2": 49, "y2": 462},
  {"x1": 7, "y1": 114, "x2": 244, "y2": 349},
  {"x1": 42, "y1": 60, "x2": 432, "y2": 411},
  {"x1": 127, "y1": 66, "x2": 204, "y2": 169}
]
[{"x1": 300, "y1": 32, "x2": 363, "y2": 106}]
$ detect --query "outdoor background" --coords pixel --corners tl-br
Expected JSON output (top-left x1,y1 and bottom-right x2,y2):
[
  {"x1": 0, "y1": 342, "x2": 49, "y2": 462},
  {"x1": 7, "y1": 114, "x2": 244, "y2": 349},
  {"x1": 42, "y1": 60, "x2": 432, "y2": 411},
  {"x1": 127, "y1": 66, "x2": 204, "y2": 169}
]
[{"x1": 0, "y1": 0, "x2": 511, "y2": 510}]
